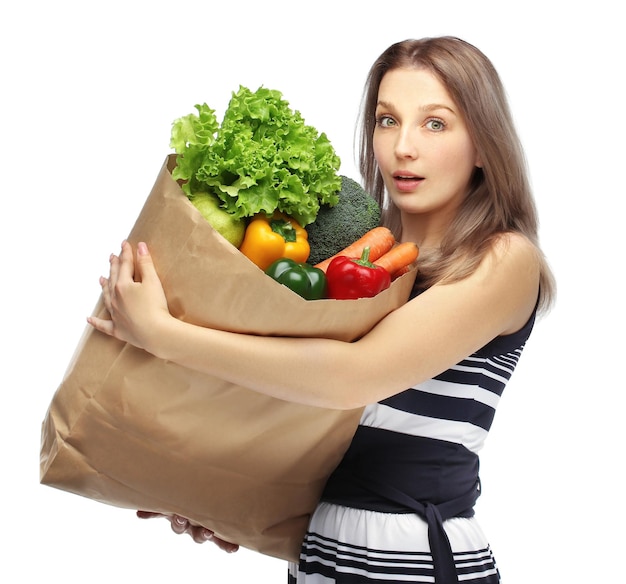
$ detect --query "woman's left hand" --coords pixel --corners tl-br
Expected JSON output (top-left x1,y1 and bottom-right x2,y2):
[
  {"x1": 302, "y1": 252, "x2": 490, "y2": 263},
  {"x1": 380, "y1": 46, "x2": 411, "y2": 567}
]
[
  {"x1": 136, "y1": 512, "x2": 240, "y2": 553},
  {"x1": 88, "y1": 240, "x2": 171, "y2": 351}
]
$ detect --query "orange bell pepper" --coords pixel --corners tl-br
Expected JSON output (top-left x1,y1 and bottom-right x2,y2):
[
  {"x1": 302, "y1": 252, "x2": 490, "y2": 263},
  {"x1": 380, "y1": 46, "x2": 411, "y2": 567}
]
[{"x1": 239, "y1": 212, "x2": 310, "y2": 270}]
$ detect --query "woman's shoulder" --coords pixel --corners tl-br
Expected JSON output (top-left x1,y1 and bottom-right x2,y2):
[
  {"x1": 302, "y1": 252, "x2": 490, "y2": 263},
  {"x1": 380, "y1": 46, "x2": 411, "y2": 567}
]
[
  {"x1": 490, "y1": 231, "x2": 540, "y2": 265},
  {"x1": 479, "y1": 231, "x2": 542, "y2": 292},
  {"x1": 484, "y1": 231, "x2": 541, "y2": 335}
]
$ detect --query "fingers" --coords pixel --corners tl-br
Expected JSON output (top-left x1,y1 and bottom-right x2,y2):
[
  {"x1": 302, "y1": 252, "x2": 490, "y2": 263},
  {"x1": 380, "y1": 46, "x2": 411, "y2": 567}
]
[
  {"x1": 170, "y1": 516, "x2": 217, "y2": 545},
  {"x1": 87, "y1": 315, "x2": 114, "y2": 336},
  {"x1": 136, "y1": 512, "x2": 239, "y2": 552},
  {"x1": 117, "y1": 240, "x2": 135, "y2": 283},
  {"x1": 194, "y1": 528, "x2": 216, "y2": 545},
  {"x1": 103, "y1": 241, "x2": 134, "y2": 293},
  {"x1": 109, "y1": 251, "x2": 121, "y2": 289},
  {"x1": 101, "y1": 241, "x2": 157, "y2": 293},
  {"x1": 169, "y1": 514, "x2": 190, "y2": 535},
  {"x1": 136, "y1": 510, "x2": 165, "y2": 520},
  {"x1": 95, "y1": 247, "x2": 123, "y2": 317},
  {"x1": 100, "y1": 275, "x2": 111, "y2": 305},
  {"x1": 137, "y1": 512, "x2": 213, "y2": 543},
  {"x1": 135, "y1": 241, "x2": 160, "y2": 286},
  {"x1": 170, "y1": 516, "x2": 210, "y2": 543},
  {"x1": 86, "y1": 241, "x2": 146, "y2": 337},
  {"x1": 168, "y1": 516, "x2": 238, "y2": 551},
  {"x1": 212, "y1": 537, "x2": 240, "y2": 553}
]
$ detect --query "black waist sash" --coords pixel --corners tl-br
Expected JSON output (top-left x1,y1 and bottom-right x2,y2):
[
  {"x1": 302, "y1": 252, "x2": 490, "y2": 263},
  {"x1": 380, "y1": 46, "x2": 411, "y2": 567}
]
[{"x1": 321, "y1": 425, "x2": 481, "y2": 584}]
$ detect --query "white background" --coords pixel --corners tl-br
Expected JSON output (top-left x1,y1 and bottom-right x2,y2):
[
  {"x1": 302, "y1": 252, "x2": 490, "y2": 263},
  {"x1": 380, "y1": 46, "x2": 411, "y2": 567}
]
[{"x1": 1, "y1": 1, "x2": 624, "y2": 582}]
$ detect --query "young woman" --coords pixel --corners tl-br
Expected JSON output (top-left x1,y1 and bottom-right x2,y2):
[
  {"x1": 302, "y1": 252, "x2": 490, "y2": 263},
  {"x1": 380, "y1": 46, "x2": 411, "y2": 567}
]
[{"x1": 89, "y1": 36, "x2": 555, "y2": 584}]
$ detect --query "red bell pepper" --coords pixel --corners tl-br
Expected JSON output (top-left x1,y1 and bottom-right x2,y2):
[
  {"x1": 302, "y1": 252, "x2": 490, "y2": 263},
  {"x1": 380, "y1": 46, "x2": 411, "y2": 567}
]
[{"x1": 325, "y1": 247, "x2": 391, "y2": 299}]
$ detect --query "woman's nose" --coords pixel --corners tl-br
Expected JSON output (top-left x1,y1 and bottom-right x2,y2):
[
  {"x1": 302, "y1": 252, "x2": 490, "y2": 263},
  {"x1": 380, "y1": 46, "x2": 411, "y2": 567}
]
[{"x1": 395, "y1": 128, "x2": 419, "y2": 159}]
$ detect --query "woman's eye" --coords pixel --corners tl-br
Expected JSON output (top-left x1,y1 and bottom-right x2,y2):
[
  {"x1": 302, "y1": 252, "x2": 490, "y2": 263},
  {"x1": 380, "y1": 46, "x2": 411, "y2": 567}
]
[
  {"x1": 376, "y1": 115, "x2": 396, "y2": 128},
  {"x1": 426, "y1": 118, "x2": 445, "y2": 131}
]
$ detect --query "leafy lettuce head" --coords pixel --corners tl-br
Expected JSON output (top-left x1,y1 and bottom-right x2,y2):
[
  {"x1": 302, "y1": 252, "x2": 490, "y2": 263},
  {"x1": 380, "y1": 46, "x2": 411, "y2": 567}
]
[{"x1": 170, "y1": 86, "x2": 341, "y2": 226}]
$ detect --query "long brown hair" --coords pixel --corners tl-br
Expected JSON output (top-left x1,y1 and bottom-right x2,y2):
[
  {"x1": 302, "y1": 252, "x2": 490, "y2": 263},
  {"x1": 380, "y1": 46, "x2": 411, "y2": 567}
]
[{"x1": 358, "y1": 37, "x2": 555, "y2": 313}]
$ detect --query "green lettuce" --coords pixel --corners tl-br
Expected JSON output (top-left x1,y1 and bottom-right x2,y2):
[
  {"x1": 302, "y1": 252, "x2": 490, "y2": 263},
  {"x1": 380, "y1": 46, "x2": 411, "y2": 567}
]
[{"x1": 170, "y1": 86, "x2": 341, "y2": 226}]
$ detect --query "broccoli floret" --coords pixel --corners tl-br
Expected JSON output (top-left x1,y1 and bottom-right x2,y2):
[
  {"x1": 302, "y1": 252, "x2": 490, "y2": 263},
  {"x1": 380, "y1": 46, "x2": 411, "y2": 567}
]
[{"x1": 305, "y1": 175, "x2": 381, "y2": 265}]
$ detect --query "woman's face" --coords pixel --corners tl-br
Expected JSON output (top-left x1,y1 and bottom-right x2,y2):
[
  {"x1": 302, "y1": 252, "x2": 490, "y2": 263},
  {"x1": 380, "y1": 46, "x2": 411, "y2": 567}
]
[{"x1": 373, "y1": 68, "x2": 481, "y2": 239}]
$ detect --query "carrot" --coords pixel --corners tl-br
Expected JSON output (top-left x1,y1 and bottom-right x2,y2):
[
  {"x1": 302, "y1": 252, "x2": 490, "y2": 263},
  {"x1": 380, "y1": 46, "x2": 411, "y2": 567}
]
[
  {"x1": 390, "y1": 265, "x2": 412, "y2": 281},
  {"x1": 373, "y1": 241, "x2": 419, "y2": 277},
  {"x1": 314, "y1": 226, "x2": 396, "y2": 273}
]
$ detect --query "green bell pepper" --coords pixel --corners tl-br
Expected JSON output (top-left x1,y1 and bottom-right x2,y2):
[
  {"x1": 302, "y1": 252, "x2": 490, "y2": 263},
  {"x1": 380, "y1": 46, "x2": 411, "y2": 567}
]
[{"x1": 265, "y1": 258, "x2": 327, "y2": 300}]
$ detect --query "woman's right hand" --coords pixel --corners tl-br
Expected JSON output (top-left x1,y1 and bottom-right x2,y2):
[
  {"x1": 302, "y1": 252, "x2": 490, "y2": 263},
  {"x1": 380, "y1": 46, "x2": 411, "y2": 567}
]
[{"x1": 136, "y1": 511, "x2": 239, "y2": 553}]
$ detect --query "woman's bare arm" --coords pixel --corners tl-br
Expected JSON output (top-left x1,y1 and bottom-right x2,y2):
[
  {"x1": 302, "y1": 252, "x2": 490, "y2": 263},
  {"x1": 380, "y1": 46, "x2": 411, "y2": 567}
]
[{"x1": 89, "y1": 234, "x2": 539, "y2": 410}]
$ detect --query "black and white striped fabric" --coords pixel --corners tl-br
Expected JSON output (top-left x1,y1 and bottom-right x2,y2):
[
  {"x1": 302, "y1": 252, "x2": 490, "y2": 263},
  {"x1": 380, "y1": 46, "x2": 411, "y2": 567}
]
[
  {"x1": 289, "y1": 505, "x2": 500, "y2": 583},
  {"x1": 288, "y1": 308, "x2": 536, "y2": 583}
]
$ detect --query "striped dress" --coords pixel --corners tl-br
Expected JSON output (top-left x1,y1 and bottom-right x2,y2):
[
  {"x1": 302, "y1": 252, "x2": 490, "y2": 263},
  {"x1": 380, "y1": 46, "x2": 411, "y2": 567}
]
[{"x1": 288, "y1": 305, "x2": 536, "y2": 584}]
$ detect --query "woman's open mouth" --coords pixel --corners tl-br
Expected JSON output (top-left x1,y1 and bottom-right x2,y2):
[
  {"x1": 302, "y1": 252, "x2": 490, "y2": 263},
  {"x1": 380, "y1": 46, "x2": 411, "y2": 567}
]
[{"x1": 393, "y1": 173, "x2": 424, "y2": 191}]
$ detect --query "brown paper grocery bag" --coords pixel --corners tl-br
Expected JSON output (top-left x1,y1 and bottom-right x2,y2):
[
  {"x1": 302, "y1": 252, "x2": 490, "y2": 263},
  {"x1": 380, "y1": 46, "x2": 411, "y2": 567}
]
[{"x1": 40, "y1": 155, "x2": 417, "y2": 562}]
